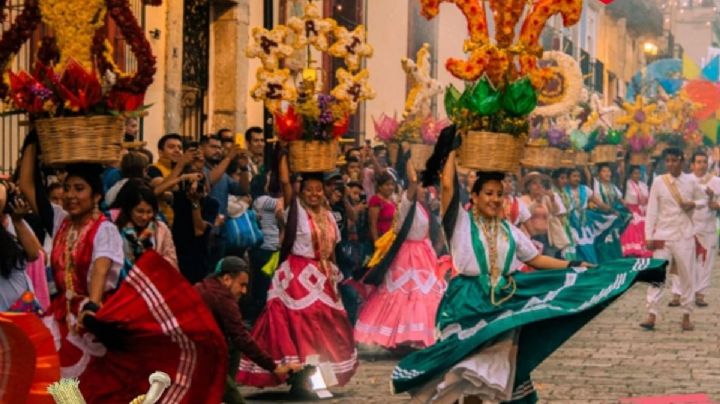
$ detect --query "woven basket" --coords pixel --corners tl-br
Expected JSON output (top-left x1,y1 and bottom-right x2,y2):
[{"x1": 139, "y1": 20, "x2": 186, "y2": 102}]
[
  {"x1": 559, "y1": 150, "x2": 578, "y2": 168},
  {"x1": 575, "y1": 151, "x2": 589, "y2": 166},
  {"x1": 288, "y1": 140, "x2": 338, "y2": 173},
  {"x1": 409, "y1": 143, "x2": 433, "y2": 171},
  {"x1": 590, "y1": 144, "x2": 618, "y2": 164},
  {"x1": 629, "y1": 152, "x2": 650, "y2": 166},
  {"x1": 522, "y1": 146, "x2": 562, "y2": 169},
  {"x1": 459, "y1": 131, "x2": 525, "y2": 172},
  {"x1": 35, "y1": 115, "x2": 125, "y2": 166}
]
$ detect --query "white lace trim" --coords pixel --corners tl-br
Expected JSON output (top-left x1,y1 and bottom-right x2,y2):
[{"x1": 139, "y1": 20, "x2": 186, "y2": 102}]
[
  {"x1": 267, "y1": 262, "x2": 345, "y2": 311},
  {"x1": 355, "y1": 321, "x2": 433, "y2": 338},
  {"x1": 383, "y1": 268, "x2": 444, "y2": 295}
]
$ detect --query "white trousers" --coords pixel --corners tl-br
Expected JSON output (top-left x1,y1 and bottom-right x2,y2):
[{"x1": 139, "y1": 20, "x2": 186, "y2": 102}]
[
  {"x1": 694, "y1": 232, "x2": 717, "y2": 295},
  {"x1": 647, "y1": 237, "x2": 695, "y2": 316}
]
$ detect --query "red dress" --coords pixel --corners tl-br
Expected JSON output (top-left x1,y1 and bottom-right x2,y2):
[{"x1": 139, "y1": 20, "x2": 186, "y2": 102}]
[
  {"x1": 236, "y1": 201, "x2": 358, "y2": 387},
  {"x1": 47, "y1": 214, "x2": 226, "y2": 403}
]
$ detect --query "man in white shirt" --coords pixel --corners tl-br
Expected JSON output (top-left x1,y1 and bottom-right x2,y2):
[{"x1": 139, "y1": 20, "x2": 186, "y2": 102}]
[
  {"x1": 688, "y1": 151, "x2": 720, "y2": 307},
  {"x1": 642, "y1": 148, "x2": 707, "y2": 331}
]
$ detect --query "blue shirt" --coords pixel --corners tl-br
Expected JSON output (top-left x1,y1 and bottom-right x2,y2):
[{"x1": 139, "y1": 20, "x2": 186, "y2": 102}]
[{"x1": 204, "y1": 166, "x2": 244, "y2": 216}]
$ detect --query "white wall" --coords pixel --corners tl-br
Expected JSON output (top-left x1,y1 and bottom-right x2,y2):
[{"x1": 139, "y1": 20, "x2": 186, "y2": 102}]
[
  {"x1": 142, "y1": 2, "x2": 169, "y2": 154},
  {"x1": 364, "y1": 0, "x2": 410, "y2": 142},
  {"x1": 246, "y1": 0, "x2": 267, "y2": 129},
  {"x1": 436, "y1": 3, "x2": 468, "y2": 116}
]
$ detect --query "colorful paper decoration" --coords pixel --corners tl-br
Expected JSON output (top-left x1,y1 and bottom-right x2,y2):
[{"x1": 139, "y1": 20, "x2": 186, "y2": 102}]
[
  {"x1": 328, "y1": 25, "x2": 374, "y2": 72},
  {"x1": 401, "y1": 43, "x2": 443, "y2": 118},
  {"x1": 287, "y1": 2, "x2": 336, "y2": 51},
  {"x1": 246, "y1": 26, "x2": 294, "y2": 70},
  {"x1": 331, "y1": 68, "x2": 375, "y2": 112}
]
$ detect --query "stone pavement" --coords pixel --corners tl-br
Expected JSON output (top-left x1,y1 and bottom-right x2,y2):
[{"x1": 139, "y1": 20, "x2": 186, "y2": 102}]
[{"x1": 241, "y1": 263, "x2": 720, "y2": 403}]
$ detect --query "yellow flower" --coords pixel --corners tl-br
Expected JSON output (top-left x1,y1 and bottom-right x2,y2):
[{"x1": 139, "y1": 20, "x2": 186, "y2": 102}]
[{"x1": 615, "y1": 96, "x2": 662, "y2": 140}]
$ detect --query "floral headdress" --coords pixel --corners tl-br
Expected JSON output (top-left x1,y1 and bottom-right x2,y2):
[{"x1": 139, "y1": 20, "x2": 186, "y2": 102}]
[
  {"x1": 0, "y1": 0, "x2": 161, "y2": 117},
  {"x1": 246, "y1": 1, "x2": 375, "y2": 142},
  {"x1": 421, "y1": 0, "x2": 584, "y2": 136}
]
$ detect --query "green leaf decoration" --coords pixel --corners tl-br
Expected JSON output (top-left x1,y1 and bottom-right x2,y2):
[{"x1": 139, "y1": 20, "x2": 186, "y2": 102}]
[
  {"x1": 501, "y1": 78, "x2": 537, "y2": 117},
  {"x1": 469, "y1": 78, "x2": 501, "y2": 116},
  {"x1": 444, "y1": 84, "x2": 462, "y2": 117}
]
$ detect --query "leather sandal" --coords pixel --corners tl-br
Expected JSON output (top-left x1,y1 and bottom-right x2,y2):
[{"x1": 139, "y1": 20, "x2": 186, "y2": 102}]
[
  {"x1": 695, "y1": 297, "x2": 708, "y2": 308},
  {"x1": 639, "y1": 321, "x2": 655, "y2": 330},
  {"x1": 681, "y1": 322, "x2": 695, "y2": 331},
  {"x1": 668, "y1": 298, "x2": 681, "y2": 307}
]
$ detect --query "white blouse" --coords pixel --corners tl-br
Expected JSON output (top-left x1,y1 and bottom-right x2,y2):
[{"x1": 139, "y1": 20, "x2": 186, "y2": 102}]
[
  {"x1": 288, "y1": 200, "x2": 341, "y2": 259},
  {"x1": 451, "y1": 205, "x2": 539, "y2": 276},
  {"x1": 624, "y1": 180, "x2": 649, "y2": 206},
  {"x1": 394, "y1": 193, "x2": 429, "y2": 241}
]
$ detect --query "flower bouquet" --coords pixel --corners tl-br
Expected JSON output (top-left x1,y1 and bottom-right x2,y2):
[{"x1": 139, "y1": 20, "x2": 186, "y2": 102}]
[
  {"x1": 247, "y1": 2, "x2": 374, "y2": 172},
  {"x1": 373, "y1": 43, "x2": 447, "y2": 170},
  {"x1": 0, "y1": 0, "x2": 160, "y2": 166},
  {"x1": 613, "y1": 96, "x2": 664, "y2": 165},
  {"x1": 420, "y1": 0, "x2": 584, "y2": 172}
]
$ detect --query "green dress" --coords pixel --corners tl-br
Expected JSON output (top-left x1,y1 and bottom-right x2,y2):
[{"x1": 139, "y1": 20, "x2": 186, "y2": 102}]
[
  {"x1": 593, "y1": 180, "x2": 632, "y2": 263},
  {"x1": 391, "y1": 206, "x2": 666, "y2": 403}
]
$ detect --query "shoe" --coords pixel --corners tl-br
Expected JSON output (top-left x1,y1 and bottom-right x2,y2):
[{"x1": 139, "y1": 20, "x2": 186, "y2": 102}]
[
  {"x1": 695, "y1": 296, "x2": 708, "y2": 307},
  {"x1": 668, "y1": 298, "x2": 681, "y2": 307},
  {"x1": 682, "y1": 322, "x2": 695, "y2": 331},
  {"x1": 639, "y1": 321, "x2": 655, "y2": 330}
]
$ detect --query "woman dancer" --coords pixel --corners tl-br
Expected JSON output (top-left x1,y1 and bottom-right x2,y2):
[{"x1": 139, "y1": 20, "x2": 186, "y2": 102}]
[
  {"x1": 237, "y1": 151, "x2": 357, "y2": 388},
  {"x1": 355, "y1": 159, "x2": 447, "y2": 349},
  {"x1": 391, "y1": 127, "x2": 666, "y2": 403},
  {"x1": 18, "y1": 134, "x2": 226, "y2": 403},
  {"x1": 620, "y1": 166, "x2": 652, "y2": 258},
  {"x1": 563, "y1": 168, "x2": 611, "y2": 264},
  {"x1": 592, "y1": 163, "x2": 632, "y2": 262},
  {"x1": 521, "y1": 172, "x2": 566, "y2": 256}
]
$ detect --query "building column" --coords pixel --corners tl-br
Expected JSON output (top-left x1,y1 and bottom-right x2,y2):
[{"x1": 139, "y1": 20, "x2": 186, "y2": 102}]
[
  {"x1": 164, "y1": 0, "x2": 184, "y2": 136},
  {"x1": 210, "y1": 0, "x2": 250, "y2": 134}
]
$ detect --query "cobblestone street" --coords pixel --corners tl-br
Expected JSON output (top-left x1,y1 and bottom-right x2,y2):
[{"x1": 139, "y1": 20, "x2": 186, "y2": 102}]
[{"x1": 242, "y1": 264, "x2": 720, "y2": 403}]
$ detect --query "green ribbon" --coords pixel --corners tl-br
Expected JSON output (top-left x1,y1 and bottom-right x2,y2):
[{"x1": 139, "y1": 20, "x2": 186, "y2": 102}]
[{"x1": 468, "y1": 211, "x2": 516, "y2": 298}]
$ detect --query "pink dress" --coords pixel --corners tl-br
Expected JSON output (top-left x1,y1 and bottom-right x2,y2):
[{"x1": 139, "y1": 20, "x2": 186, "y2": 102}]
[
  {"x1": 369, "y1": 194, "x2": 396, "y2": 236},
  {"x1": 620, "y1": 180, "x2": 652, "y2": 258},
  {"x1": 354, "y1": 194, "x2": 447, "y2": 349}
]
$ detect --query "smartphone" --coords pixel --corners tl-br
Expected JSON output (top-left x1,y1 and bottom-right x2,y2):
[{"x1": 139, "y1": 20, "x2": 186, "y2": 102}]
[{"x1": 235, "y1": 133, "x2": 246, "y2": 150}]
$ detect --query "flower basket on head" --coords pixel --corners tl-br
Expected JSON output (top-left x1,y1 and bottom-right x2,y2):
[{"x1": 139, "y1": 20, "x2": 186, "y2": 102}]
[
  {"x1": 629, "y1": 152, "x2": 650, "y2": 166},
  {"x1": 521, "y1": 145, "x2": 561, "y2": 169},
  {"x1": 591, "y1": 144, "x2": 618, "y2": 164},
  {"x1": 36, "y1": 115, "x2": 125, "y2": 166},
  {"x1": 459, "y1": 131, "x2": 525, "y2": 172},
  {"x1": 409, "y1": 143, "x2": 434, "y2": 171},
  {"x1": 288, "y1": 140, "x2": 338, "y2": 173}
]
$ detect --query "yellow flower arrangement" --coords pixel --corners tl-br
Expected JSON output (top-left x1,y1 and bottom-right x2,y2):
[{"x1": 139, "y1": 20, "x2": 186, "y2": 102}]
[
  {"x1": 39, "y1": 0, "x2": 107, "y2": 71},
  {"x1": 615, "y1": 96, "x2": 663, "y2": 140}
]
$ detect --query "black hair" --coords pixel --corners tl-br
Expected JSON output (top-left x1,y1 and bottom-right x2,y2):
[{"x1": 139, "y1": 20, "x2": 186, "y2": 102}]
[
  {"x1": 184, "y1": 140, "x2": 200, "y2": 151},
  {"x1": 629, "y1": 165, "x2": 642, "y2": 175},
  {"x1": 47, "y1": 182, "x2": 63, "y2": 193},
  {"x1": 120, "y1": 152, "x2": 148, "y2": 179},
  {"x1": 299, "y1": 172, "x2": 325, "y2": 191},
  {"x1": 114, "y1": 179, "x2": 159, "y2": 228},
  {"x1": 0, "y1": 225, "x2": 24, "y2": 279},
  {"x1": 375, "y1": 171, "x2": 395, "y2": 187},
  {"x1": 596, "y1": 163, "x2": 612, "y2": 174},
  {"x1": 344, "y1": 147, "x2": 361, "y2": 161},
  {"x1": 157, "y1": 133, "x2": 182, "y2": 152},
  {"x1": 663, "y1": 147, "x2": 684, "y2": 160},
  {"x1": 64, "y1": 163, "x2": 104, "y2": 197},
  {"x1": 200, "y1": 134, "x2": 221, "y2": 145},
  {"x1": 137, "y1": 148, "x2": 154, "y2": 165},
  {"x1": 346, "y1": 156, "x2": 360, "y2": 164},
  {"x1": 217, "y1": 128, "x2": 233, "y2": 139},
  {"x1": 551, "y1": 168, "x2": 567, "y2": 180},
  {"x1": 691, "y1": 150, "x2": 708, "y2": 163},
  {"x1": 245, "y1": 126, "x2": 264, "y2": 143},
  {"x1": 471, "y1": 171, "x2": 505, "y2": 195},
  {"x1": 346, "y1": 181, "x2": 363, "y2": 190}
]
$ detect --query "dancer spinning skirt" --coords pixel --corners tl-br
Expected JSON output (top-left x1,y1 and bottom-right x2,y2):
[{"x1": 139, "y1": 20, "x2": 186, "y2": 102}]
[
  {"x1": 391, "y1": 129, "x2": 666, "y2": 404},
  {"x1": 592, "y1": 164, "x2": 632, "y2": 263},
  {"x1": 355, "y1": 160, "x2": 447, "y2": 349},
  {"x1": 237, "y1": 156, "x2": 358, "y2": 387},
  {"x1": 620, "y1": 167, "x2": 652, "y2": 258}
]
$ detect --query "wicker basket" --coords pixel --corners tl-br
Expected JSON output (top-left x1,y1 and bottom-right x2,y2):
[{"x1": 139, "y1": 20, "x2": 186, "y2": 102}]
[
  {"x1": 558, "y1": 150, "x2": 578, "y2": 168},
  {"x1": 35, "y1": 115, "x2": 125, "y2": 166},
  {"x1": 575, "y1": 151, "x2": 589, "y2": 166},
  {"x1": 629, "y1": 152, "x2": 650, "y2": 166},
  {"x1": 590, "y1": 144, "x2": 618, "y2": 164},
  {"x1": 458, "y1": 131, "x2": 525, "y2": 172},
  {"x1": 409, "y1": 143, "x2": 433, "y2": 171},
  {"x1": 522, "y1": 146, "x2": 562, "y2": 169},
  {"x1": 288, "y1": 140, "x2": 338, "y2": 173}
]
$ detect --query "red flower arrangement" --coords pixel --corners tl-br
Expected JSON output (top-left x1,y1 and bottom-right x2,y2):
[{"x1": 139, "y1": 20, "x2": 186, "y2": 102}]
[{"x1": 0, "y1": 0, "x2": 161, "y2": 116}]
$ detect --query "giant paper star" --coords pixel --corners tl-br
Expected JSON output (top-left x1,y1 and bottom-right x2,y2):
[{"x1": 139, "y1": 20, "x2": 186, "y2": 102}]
[
  {"x1": 401, "y1": 43, "x2": 443, "y2": 118},
  {"x1": 250, "y1": 68, "x2": 297, "y2": 113},
  {"x1": 287, "y1": 2, "x2": 336, "y2": 51},
  {"x1": 331, "y1": 68, "x2": 375, "y2": 112},
  {"x1": 615, "y1": 96, "x2": 663, "y2": 140},
  {"x1": 328, "y1": 25, "x2": 373, "y2": 72},
  {"x1": 246, "y1": 26, "x2": 294, "y2": 70}
]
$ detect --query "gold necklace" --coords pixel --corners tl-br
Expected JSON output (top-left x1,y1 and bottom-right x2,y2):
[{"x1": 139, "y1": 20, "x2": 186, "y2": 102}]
[{"x1": 474, "y1": 212, "x2": 500, "y2": 286}]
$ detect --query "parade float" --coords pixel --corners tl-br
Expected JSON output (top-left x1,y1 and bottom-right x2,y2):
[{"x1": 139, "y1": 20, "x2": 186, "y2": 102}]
[
  {"x1": 0, "y1": 0, "x2": 160, "y2": 166},
  {"x1": 373, "y1": 43, "x2": 448, "y2": 171},
  {"x1": 246, "y1": 1, "x2": 374, "y2": 172},
  {"x1": 420, "y1": 0, "x2": 584, "y2": 172}
]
